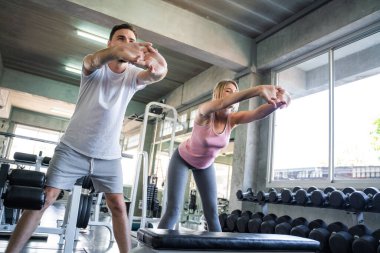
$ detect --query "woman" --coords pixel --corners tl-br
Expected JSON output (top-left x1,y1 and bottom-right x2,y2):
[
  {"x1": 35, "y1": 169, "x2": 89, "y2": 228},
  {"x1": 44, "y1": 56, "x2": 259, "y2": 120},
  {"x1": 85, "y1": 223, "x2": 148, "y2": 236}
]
[{"x1": 158, "y1": 80, "x2": 290, "y2": 231}]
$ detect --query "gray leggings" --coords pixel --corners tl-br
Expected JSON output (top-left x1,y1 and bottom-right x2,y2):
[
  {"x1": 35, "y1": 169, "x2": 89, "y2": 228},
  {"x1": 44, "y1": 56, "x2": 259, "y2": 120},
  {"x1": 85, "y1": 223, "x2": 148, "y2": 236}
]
[{"x1": 158, "y1": 149, "x2": 222, "y2": 232}]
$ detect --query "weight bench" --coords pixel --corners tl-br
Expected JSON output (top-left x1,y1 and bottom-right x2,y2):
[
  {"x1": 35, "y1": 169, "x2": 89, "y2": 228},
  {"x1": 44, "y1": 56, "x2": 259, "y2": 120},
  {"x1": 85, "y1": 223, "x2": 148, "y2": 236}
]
[{"x1": 131, "y1": 228, "x2": 320, "y2": 253}]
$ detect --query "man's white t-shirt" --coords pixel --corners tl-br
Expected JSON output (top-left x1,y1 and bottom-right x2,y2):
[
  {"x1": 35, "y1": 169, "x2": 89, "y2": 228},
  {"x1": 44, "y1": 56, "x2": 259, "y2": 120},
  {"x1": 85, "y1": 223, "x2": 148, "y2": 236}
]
[{"x1": 61, "y1": 63, "x2": 144, "y2": 159}]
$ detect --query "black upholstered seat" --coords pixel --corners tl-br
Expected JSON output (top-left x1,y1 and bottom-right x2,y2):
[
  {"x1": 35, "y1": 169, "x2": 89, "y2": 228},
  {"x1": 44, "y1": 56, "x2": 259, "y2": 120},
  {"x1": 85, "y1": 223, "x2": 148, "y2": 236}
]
[{"x1": 137, "y1": 228, "x2": 320, "y2": 251}]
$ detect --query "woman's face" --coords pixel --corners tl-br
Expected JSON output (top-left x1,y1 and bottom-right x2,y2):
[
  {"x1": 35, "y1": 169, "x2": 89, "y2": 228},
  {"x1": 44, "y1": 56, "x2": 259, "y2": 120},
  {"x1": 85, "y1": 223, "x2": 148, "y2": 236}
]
[{"x1": 221, "y1": 82, "x2": 238, "y2": 98}]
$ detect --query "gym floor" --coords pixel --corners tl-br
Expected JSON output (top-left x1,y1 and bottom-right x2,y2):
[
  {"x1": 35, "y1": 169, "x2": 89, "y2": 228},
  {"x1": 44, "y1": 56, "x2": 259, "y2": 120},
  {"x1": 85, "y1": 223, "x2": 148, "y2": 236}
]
[{"x1": 0, "y1": 200, "x2": 136, "y2": 253}]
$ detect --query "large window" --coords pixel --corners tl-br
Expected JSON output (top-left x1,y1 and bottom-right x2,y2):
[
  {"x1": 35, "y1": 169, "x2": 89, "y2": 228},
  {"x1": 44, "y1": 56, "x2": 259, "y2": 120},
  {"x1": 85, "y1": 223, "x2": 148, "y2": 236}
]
[{"x1": 271, "y1": 31, "x2": 380, "y2": 187}]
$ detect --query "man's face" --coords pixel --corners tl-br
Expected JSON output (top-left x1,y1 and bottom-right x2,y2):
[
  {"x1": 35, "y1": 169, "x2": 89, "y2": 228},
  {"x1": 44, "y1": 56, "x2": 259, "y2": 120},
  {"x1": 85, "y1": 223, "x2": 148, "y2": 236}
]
[{"x1": 108, "y1": 29, "x2": 136, "y2": 47}]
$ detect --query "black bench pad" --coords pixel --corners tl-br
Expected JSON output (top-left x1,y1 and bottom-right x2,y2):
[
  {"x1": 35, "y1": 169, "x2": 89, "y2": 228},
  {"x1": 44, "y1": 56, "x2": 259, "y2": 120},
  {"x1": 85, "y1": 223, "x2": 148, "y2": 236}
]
[{"x1": 137, "y1": 228, "x2": 320, "y2": 251}]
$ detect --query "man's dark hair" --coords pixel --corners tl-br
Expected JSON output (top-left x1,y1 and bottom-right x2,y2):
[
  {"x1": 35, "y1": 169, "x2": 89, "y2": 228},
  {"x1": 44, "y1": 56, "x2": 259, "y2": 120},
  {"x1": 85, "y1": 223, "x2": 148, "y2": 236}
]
[{"x1": 109, "y1": 23, "x2": 137, "y2": 40}]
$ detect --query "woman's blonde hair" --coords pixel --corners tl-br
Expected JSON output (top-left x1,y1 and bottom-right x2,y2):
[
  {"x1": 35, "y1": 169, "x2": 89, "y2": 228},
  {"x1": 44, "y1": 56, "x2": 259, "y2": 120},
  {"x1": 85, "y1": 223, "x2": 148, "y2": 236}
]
[{"x1": 212, "y1": 79, "x2": 239, "y2": 112}]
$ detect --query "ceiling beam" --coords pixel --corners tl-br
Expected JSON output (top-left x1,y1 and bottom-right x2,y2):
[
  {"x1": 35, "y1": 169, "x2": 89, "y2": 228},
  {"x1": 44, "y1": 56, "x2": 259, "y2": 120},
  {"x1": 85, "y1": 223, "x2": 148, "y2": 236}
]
[{"x1": 31, "y1": 0, "x2": 253, "y2": 72}]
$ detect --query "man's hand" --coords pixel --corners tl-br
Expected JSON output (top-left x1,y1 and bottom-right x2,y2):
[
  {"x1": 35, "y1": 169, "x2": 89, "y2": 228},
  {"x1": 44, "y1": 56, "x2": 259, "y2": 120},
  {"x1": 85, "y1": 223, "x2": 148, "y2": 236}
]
[
  {"x1": 136, "y1": 45, "x2": 167, "y2": 76},
  {"x1": 114, "y1": 42, "x2": 152, "y2": 63}
]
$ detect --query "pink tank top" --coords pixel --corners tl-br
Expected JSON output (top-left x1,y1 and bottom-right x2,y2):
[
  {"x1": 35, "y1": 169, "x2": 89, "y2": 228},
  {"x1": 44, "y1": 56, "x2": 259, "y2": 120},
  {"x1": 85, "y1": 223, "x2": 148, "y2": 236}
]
[{"x1": 178, "y1": 114, "x2": 232, "y2": 169}]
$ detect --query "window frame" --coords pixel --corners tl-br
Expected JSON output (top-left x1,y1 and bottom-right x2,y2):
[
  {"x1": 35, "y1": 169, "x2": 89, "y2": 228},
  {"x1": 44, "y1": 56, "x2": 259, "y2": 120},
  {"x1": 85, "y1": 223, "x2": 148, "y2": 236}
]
[{"x1": 266, "y1": 25, "x2": 380, "y2": 189}]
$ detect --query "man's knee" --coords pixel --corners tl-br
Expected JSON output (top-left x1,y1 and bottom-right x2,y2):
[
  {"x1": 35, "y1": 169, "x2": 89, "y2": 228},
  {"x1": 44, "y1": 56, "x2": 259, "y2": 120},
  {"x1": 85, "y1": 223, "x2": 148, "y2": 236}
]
[
  {"x1": 42, "y1": 187, "x2": 62, "y2": 210},
  {"x1": 106, "y1": 194, "x2": 126, "y2": 216}
]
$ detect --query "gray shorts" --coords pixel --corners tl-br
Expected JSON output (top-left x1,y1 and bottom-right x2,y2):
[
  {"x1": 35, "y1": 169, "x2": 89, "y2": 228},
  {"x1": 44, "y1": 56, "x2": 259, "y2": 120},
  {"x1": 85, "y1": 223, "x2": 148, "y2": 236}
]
[{"x1": 46, "y1": 142, "x2": 123, "y2": 193}]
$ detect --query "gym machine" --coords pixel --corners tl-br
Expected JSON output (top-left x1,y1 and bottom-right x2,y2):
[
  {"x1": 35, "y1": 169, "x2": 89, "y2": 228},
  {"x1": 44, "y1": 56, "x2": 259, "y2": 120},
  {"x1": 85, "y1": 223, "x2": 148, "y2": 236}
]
[{"x1": 128, "y1": 102, "x2": 177, "y2": 230}]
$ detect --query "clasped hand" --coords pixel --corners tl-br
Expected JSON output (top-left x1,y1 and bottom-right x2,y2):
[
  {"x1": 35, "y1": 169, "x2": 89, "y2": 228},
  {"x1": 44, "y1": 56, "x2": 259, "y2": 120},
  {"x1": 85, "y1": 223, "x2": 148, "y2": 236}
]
[
  {"x1": 259, "y1": 85, "x2": 291, "y2": 109},
  {"x1": 118, "y1": 42, "x2": 167, "y2": 75}
]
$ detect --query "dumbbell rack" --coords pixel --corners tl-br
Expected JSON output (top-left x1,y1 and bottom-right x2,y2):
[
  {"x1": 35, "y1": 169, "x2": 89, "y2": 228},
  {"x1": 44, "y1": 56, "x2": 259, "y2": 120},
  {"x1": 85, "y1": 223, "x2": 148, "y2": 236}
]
[{"x1": 238, "y1": 187, "x2": 380, "y2": 225}]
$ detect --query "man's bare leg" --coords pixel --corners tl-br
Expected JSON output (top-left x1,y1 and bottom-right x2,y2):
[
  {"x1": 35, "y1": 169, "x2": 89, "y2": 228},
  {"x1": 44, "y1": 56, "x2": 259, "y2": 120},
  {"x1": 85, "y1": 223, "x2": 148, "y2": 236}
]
[{"x1": 105, "y1": 193, "x2": 131, "y2": 253}]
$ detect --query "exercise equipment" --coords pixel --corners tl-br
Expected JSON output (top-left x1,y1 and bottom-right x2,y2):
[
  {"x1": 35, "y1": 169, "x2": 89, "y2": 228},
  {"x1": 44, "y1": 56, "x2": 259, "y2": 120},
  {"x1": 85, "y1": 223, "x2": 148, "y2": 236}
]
[
  {"x1": 329, "y1": 187, "x2": 356, "y2": 209},
  {"x1": 352, "y1": 228, "x2": 380, "y2": 253},
  {"x1": 281, "y1": 186, "x2": 302, "y2": 204},
  {"x1": 268, "y1": 189, "x2": 282, "y2": 203},
  {"x1": 310, "y1": 186, "x2": 336, "y2": 207},
  {"x1": 226, "y1": 209, "x2": 242, "y2": 232},
  {"x1": 295, "y1": 187, "x2": 318, "y2": 205},
  {"x1": 261, "y1": 214, "x2": 291, "y2": 234},
  {"x1": 308, "y1": 221, "x2": 348, "y2": 252},
  {"x1": 131, "y1": 228, "x2": 320, "y2": 253},
  {"x1": 129, "y1": 102, "x2": 177, "y2": 230},
  {"x1": 247, "y1": 212, "x2": 265, "y2": 233},
  {"x1": 349, "y1": 187, "x2": 380, "y2": 211},
  {"x1": 236, "y1": 188, "x2": 255, "y2": 201},
  {"x1": 236, "y1": 210, "x2": 253, "y2": 233},
  {"x1": 329, "y1": 224, "x2": 372, "y2": 253},
  {"x1": 256, "y1": 188, "x2": 275, "y2": 203}
]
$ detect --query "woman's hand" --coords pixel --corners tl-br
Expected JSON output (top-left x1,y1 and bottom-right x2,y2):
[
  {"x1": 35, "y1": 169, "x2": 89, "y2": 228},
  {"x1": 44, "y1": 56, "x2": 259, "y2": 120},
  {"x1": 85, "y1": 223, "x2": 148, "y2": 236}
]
[
  {"x1": 258, "y1": 85, "x2": 279, "y2": 107},
  {"x1": 275, "y1": 87, "x2": 291, "y2": 109}
]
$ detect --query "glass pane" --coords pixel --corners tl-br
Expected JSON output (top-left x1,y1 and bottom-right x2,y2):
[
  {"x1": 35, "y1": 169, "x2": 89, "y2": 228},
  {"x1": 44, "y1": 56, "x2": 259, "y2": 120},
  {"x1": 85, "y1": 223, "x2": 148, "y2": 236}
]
[
  {"x1": 334, "y1": 32, "x2": 380, "y2": 179},
  {"x1": 273, "y1": 53, "x2": 329, "y2": 181},
  {"x1": 10, "y1": 124, "x2": 59, "y2": 159}
]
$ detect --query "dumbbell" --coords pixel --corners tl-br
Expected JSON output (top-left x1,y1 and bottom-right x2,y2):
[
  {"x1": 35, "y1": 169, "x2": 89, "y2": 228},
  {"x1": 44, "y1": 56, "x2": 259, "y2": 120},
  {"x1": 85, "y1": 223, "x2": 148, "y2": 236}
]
[
  {"x1": 374, "y1": 192, "x2": 380, "y2": 212},
  {"x1": 268, "y1": 189, "x2": 282, "y2": 203},
  {"x1": 349, "y1": 187, "x2": 380, "y2": 211},
  {"x1": 329, "y1": 224, "x2": 372, "y2": 253},
  {"x1": 219, "y1": 213, "x2": 228, "y2": 231},
  {"x1": 275, "y1": 222, "x2": 293, "y2": 235},
  {"x1": 256, "y1": 188, "x2": 276, "y2": 203},
  {"x1": 260, "y1": 214, "x2": 289, "y2": 234},
  {"x1": 310, "y1": 186, "x2": 336, "y2": 207},
  {"x1": 291, "y1": 218, "x2": 327, "y2": 238},
  {"x1": 329, "y1": 187, "x2": 356, "y2": 209},
  {"x1": 273, "y1": 215, "x2": 292, "y2": 235},
  {"x1": 247, "y1": 212, "x2": 264, "y2": 233},
  {"x1": 289, "y1": 217, "x2": 309, "y2": 238},
  {"x1": 295, "y1": 186, "x2": 318, "y2": 205},
  {"x1": 236, "y1": 210, "x2": 253, "y2": 233},
  {"x1": 352, "y1": 228, "x2": 380, "y2": 253},
  {"x1": 308, "y1": 221, "x2": 348, "y2": 253},
  {"x1": 226, "y1": 209, "x2": 242, "y2": 232},
  {"x1": 236, "y1": 188, "x2": 255, "y2": 201},
  {"x1": 247, "y1": 213, "x2": 276, "y2": 233},
  {"x1": 281, "y1": 186, "x2": 302, "y2": 204}
]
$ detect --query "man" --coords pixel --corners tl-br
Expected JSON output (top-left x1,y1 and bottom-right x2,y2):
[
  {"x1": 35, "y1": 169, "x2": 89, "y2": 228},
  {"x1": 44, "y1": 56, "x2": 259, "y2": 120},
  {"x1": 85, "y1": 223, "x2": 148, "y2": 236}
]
[{"x1": 5, "y1": 23, "x2": 167, "y2": 253}]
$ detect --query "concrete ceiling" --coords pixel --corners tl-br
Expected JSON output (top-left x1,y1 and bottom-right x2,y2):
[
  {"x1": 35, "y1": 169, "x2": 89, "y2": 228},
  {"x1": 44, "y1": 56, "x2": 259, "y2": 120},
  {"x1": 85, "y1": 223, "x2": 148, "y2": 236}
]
[{"x1": 0, "y1": 0, "x2": 326, "y2": 116}]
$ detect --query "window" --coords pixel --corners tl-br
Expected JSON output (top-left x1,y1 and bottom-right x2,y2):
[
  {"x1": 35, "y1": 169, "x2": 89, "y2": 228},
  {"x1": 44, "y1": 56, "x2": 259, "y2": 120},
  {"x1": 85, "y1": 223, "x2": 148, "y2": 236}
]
[
  {"x1": 9, "y1": 124, "x2": 60, "y2": 159},
  {"x1": 175, "y1": 113, "x2": 187, "y2": 132},
  {"x1": 189, "y1": 109, "x2": 198, "y2": 128},
  {"x1": 270, "y1": 31, "x2": 380, "y2": 186}
]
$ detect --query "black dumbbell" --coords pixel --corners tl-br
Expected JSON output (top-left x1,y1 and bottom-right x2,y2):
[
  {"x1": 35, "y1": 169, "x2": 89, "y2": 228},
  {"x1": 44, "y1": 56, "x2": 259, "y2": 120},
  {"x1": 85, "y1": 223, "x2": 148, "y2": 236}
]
[
  {"x1": 218, "y1": 213, "x2": 228, "y2": 231},
  {"x1": 256, "y1": 188, "x2": 276, "y2": 203},
  {"x1": 329, "y1": 224, "x2": 372, "y2": 253},
  {"x1": 308, "y1": 221, "x2": 348, "y2": 253},
  {"x1": 268, "y1": 189, "x2": 282, "y2": 203},
  {"x1": 310, "y1": 186, "x2": 336, "y2": 207},
  {"x1": 374, "y1": 192, "x2": 380, "y2": 212},
  {"x1": 290, "y1": 217, "x2": 310, "y2": 238},
  {"x1": 281, "y1": 186, "x2": 302, "y2": 204},
  {"x1": 247, "y1": 213, "x2": 275, "y2": 233},
  {"x1": 329, "y1": 187, "x2": 356, "y2": 209},
  {"x1": 292, "y1": 218, "x2": 327, "y2": 238},
  {"x1": 352, "y1": 228, "x2": 380, "y2": 253},
  {"x1": 236, "y1": 210, "x2": 253, "y2": 233},
  {"x1": 274, "y1": 215, "x2": 293, "y2": 235},
  {"x1": 226, "y1": 209, "x2": 242, "y2": 232},
  {"x1": 236, "y1": 188, "x2": 255, "y2": 201},
  {"x1": 349, "y1": 187, "x2": 380, "y2": 211},
  {"x1": 260, "y1": 213, "x2": 278, "y2": 234},
  {"x1": 247, "y1": 212, "x2": 265, "y2": 233},
  {"x1": 295, "y1": 186, "x2": 318, "y2": 205}
]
